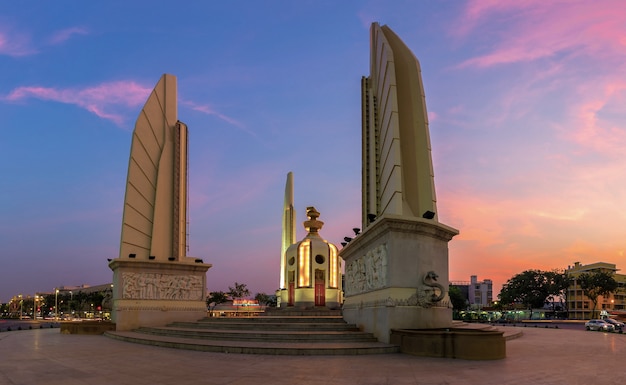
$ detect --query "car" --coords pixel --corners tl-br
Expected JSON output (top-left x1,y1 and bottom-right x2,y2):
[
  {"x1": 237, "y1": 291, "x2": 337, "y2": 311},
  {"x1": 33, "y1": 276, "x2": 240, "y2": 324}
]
[
  {"x1": 585, "y1": 319, "x2": 615, "y2": 332},
  {"x1": 604, "y1": 318, "x2": 625, "y2": 333}
]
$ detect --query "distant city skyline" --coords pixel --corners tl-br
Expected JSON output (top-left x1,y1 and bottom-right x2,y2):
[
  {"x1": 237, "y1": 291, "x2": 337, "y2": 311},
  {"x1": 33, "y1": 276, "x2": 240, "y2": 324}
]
[{"x1": 2, "y1": 1, "x2": 626, "y2": 302}]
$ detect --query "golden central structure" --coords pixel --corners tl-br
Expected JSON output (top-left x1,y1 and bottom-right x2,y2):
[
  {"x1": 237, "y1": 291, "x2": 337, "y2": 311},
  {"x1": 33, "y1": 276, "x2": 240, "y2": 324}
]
[
  {"x1": 340, "y1": 23, "x2": 459, "y2": 343},
  {"x1": 277, "y1": 173, "x2": 342, "y2": 309},
  {"x1": 109, "y1": 74, "x2": 211, "y2": 331}
]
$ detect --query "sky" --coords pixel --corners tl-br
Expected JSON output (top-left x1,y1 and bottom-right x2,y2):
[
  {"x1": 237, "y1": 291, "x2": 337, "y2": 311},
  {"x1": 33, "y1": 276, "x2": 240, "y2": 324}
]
[{"x1": 1, "y1": 1, "x2": 625, "y2": 303}]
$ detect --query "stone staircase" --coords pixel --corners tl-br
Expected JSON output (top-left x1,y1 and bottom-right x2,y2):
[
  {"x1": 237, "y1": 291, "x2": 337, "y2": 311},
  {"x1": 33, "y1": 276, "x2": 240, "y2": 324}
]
[{"x1": 104, "y1": 315, "x2": 399, "y2": 355}]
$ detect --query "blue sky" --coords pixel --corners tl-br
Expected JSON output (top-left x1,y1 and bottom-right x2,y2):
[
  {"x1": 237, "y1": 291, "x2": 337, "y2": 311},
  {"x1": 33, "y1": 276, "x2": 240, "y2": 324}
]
[{"x1": 2, "y1": 1, "x2": 626, "y2": 302}]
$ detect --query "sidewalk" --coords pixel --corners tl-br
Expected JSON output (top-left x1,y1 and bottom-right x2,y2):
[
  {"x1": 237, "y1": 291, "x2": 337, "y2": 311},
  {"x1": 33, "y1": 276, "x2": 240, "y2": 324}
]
[{"x1": 0, "y1": 326, "x2": 624, "y2": 385}]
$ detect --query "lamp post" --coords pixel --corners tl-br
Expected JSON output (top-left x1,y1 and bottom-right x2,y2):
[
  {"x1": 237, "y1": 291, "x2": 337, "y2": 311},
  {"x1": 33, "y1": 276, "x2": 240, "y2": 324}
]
[
  {"x1": 55, "y1": 289, "x2": 59, "y2": 321},
  {"x1": 19, "y1": 294, "x2": 23, "y2": 319},
  {"x1": 69, "y1": 291, "x2": 73, "y2": 317}
]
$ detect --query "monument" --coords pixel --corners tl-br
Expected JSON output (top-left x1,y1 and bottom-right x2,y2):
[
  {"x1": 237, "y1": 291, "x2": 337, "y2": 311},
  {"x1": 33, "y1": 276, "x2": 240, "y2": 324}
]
[
  {"x1": 108, "y1": 74, "x2": 211, "y2": 331},
  {"x1": 278, "y1": 205, "x2": 342, "y2": 309},
  {"x1": 276, "y1": 173, "x2": 342, "y2": 309},
  {"x1": 340, "y1": 23, "x2": 459, "y2": 343}
]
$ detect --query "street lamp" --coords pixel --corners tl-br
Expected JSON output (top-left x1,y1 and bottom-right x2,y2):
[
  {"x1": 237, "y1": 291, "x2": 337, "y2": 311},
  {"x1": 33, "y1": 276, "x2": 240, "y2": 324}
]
[
  {"x1": 69, "y1": 291, "x2": 73, "y2": 316},
  {"x1": 55, "y1": 289, "x2": 59, "y2": 321},
  {"x1": 19, "y1": 294, "x2": 23, "y2": 319}
]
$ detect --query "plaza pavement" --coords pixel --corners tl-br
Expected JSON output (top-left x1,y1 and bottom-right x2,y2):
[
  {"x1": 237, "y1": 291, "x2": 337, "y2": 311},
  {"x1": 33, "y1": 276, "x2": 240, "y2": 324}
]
[{"x1": 0, "y1": 326, "x2": 624, "y2": 385}]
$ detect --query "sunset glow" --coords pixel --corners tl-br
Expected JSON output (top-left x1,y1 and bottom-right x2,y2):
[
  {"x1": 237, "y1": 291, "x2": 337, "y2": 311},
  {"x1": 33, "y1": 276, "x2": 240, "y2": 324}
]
[{"x1": 1, "y1": 1, "x2": 625, "y2": 302}]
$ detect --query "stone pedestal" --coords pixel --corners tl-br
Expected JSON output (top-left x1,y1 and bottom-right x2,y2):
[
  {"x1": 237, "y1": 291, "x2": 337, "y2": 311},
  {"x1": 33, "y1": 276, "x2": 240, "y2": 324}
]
[
  {"x1": 109, "y1": 259, "x2": 211, "y2": 331},
  {"x1": 340, "y1": 215, "x2": 458, "y2": 343}
]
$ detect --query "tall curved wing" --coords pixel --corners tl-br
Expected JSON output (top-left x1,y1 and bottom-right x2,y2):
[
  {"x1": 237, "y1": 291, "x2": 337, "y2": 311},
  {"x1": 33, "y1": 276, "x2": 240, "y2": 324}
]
[
  {"x1": 119, "y1": 74, "x2": 180, "y2": 260},
  {"x1": 362, "y1": 23, "x2": 437, "y2": 224}
]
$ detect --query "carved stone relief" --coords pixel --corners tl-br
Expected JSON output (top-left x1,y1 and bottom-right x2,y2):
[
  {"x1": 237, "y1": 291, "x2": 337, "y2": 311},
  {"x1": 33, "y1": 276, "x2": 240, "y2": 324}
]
[
  {"x1": 121, "y1": 272, "x2": 203, "y2": 300},
  {"x1": 345, "y1": 244, "x2": 387, "y2": 296},
  {"x1": 344, "y1": 295, "x2": 451, "y2": 310},
  {"x1": 417, "y1": 270, "x2": 446, "y2": 307}
]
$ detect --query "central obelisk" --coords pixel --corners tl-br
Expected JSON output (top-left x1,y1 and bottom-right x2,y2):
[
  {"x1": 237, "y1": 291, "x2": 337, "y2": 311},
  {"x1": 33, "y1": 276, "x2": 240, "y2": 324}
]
[
  {"x1": 109, "y1": 74, "x2": 211, "y2": 331},
  {"x1": 275, "y1": 172, "x2": 296, "y2": 307},
  {"x1": 280, "y1": 172, "x2": 296, "y2": 289}
]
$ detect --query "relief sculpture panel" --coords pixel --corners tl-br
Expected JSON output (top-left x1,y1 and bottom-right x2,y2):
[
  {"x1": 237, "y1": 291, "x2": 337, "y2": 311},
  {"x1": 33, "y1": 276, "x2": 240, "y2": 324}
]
[
  {"x1": 345, "y1": 244, "x2": 387, "y2": 296},
  {"x1": 122, "y1": 272, "x2": 203, "y2": 300}
]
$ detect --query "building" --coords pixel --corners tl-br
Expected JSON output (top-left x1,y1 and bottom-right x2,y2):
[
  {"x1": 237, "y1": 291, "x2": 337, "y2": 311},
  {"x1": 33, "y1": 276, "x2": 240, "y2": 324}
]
[
  {"x1": 5, "y1": 283, "x2": 114, "y2": 319},
  {"x1": 566, "y1": 261, "x2": 626, "y2": 320},
  {"x1": 210, "y1": 299, "x2": 265, "y2": 317},
  {"x1": 451, "y1": 275, "x2": 493, "y2": 309},
  {"x1": 470, "y1": 276, "x2": 493, "y2": 307}
]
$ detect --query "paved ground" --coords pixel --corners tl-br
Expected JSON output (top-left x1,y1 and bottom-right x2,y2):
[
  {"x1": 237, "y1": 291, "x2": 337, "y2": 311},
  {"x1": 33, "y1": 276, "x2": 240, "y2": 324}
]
[{"x1": 1, "y1": 326, "x2": 624, "y2": 385}]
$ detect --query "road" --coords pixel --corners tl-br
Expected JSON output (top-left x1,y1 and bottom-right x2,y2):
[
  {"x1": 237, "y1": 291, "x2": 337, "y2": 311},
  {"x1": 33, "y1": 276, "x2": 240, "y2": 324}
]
[{"x1": 0, "y1": 319, "x2": 58, "y2": 332}]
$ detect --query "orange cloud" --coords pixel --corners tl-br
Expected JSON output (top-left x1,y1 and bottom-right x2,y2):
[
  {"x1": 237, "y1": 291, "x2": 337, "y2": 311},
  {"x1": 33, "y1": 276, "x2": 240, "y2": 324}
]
[{"x1": 438, "y1": 158, "x2": 626, "y2": 296}]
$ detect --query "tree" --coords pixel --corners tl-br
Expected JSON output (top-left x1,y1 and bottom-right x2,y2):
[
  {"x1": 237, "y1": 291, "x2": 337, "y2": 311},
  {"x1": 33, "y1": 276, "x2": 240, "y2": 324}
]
[
  {"x1": 577, "y1": 271, "x2": 618, "y2": 319},
  {"x1": 73, "y1": 291, "x2": 89, "y2": 315},
  {"x1": 43, "y1": 294, "x2": 56, "y2": 315},
  {"x1": 254, "y1": 293, "x2": 277, "y2": 307},
  {"x1": 448, "y1": 285, "x2": 467, "y2": 313},
  {"x1": 228, "y1": 282, "x2": 250, "y2": 299},
  {"x1": 206, "y1": 291, "x2": 229, "y2": 312},
  {"x1": 544, "y1": 270, "x2": 569, "y2": 313},
  {"x1": 498, "y1": 270, "x2": 559, "y2": 319}
]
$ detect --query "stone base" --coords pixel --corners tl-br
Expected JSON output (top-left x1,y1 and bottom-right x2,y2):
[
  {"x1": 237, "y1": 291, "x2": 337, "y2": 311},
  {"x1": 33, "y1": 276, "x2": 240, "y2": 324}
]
[
  {"x1": 390, "y1": 328, "x2": 506, "y2": 360},
  {"x1": 60, "y1": 321, "x2": 116, "y2": 335},
  {"x1": 340, "y1": 215, "x2": 458, "y2": 343},
  {"x1": 343, "y1": 292, "x2": 452, "y2": 343},
  {"x1": 112, "y1": 299, "x2": 207, "y2": 330},
  {"x1": 109, "y1": 258, "x2": 211, "y2": 331}
]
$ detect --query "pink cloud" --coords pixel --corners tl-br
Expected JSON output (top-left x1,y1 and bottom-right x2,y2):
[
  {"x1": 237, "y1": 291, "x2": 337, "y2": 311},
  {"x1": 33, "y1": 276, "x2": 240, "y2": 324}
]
[
  {"x1": 560, "y1": 81, "x2": 626, "y2": 155},
  {"x1": 180, "y1": 99, "x2": 253, "y2": 135},
  {"x1": 4, "y1": 81, "x2": 152, "y2": 125},
  {"x1": 0, "y1": 24, "x2": 89, "y2": 56},
  {"x1": 447, "y1": 1, "x2": 626, "y2": 162},
  {"x1": 455, "y1": 1, "x2": 626, "y2": 68},
  {"x1": 0, "y1": 28, "x2": 37, "y2": 57},
  {"x1": 48, "y1": 27, "x2": 89, "y2": 45}
]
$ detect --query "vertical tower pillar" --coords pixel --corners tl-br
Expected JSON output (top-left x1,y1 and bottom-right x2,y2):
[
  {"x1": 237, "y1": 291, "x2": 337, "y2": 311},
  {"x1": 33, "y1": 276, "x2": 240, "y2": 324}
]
[{"x1": 341, "y1": 23, "x2": 458, "y2": 343}]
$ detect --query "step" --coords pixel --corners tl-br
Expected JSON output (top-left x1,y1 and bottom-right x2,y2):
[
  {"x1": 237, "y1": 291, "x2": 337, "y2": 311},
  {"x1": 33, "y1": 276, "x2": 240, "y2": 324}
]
[
  {"x1": 104, "y1": 330, "x2": 399, "y2": 355},
  {"x1": 198, "y1": 315, "x2": 346, "y2": 323},
  {"x1": 452, "y1": 322, "x2": 524, "y2": 340},
  {"x1": 135, "y1": 326, "x2": 379, "y2": 342},
  {"x1": 262, "y1": 309, "x2": 343, "y2": 317},
  {"x1": 169, "y1": 321, "x2": 360, "y2": 331}
]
